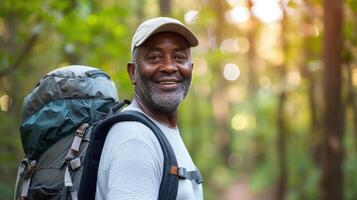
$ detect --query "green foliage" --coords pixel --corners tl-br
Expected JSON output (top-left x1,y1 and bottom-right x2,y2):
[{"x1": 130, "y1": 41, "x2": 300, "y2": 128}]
[
  {"x1": 347, "y1": 0, "x2": 357, "y2": 13},
  {"x1": 345, "y1": 158, "x2": 357, "y2": 199}
]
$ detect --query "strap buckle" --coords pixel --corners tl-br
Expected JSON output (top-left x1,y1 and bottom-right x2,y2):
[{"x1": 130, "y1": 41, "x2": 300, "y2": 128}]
[
  {"x1": 66, "y1": 123, "x2": 89, "y2": 161},
  {"x1": 20, "y1": 159, "x2": 36, "y2": 179},
  {"x1": 170, "y1": 166, "x2": 188, "y2": 179},
  {"x1": 76, "y1": 123, "x2": 89, "y2": 137},
  {"x1": 194, "y1": 169, "x2": 203, "y2": 184},
  {"x1": 177, "y1": 167, "x2": 187, "y2": 179},
  {"x1": 19, "y1": 159, "x2": 37, "y2": 198},
  {"x1": 170, "y1": 165, "x2": 203, "y2": 184}
]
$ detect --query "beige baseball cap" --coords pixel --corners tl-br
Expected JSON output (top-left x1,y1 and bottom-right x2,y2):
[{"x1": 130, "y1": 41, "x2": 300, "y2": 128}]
[{"x1": 131, "y1": 17, "x2": 199, "y2": 55}]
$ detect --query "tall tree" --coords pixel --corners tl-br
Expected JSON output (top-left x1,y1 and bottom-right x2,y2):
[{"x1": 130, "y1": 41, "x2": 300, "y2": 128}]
[
  {"x1": 210, "y1": 0, "x2": 232, "y2": 165},
  {"x1": 159, "y1": 0, "x2": 171, "y2": 16},
  {"x1": 301, "y1": 0, "x2": 322, "y2": 166},
  {"x1": 344, "y1": 3, "x2": 357, "y2": 154},
  {"x1": 134, "y1": 0, "x2": 145, "y2": 23},
  {"x1": 346, "y1": 57, "x2": 357, "y2": 153},
  {"x1": 247, "y1": 0, "x2": 258, "y2": 98},
  {"x1": 276, "y1": 4, "x2": 288, "y2": 200},
  {"x1": 320, "y1": 0, "x2": 344, "y2": 199}
]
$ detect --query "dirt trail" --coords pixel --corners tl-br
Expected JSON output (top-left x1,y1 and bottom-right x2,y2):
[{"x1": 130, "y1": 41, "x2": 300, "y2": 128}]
[{"x1": 220, "y1": 177, "x2": 275, "y2": 200}]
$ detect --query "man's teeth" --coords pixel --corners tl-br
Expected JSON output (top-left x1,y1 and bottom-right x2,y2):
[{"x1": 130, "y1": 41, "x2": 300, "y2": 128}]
[{"x1": 159, "y1": 81, "x2": 177, "y2": 85}]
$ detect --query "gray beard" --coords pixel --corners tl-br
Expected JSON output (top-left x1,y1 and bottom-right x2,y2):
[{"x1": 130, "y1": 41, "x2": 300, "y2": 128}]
[{"x1": 135, "y1": 74, "x2": 191, "y2": 113}]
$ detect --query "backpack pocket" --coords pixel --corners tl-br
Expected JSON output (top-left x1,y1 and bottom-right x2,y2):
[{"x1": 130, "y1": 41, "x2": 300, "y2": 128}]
[
  {"x1": 27, "y1": 135, "x2": 73, "y2": 199},
  {"x1": 26, "y1": 129, "x2": 90, "y2": 200},
  {"x1": 28, "y1": 185, "x2": 62, "y2": 200}
]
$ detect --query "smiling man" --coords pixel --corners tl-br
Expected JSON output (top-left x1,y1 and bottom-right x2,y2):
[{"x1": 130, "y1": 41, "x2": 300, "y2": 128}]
[{"x1": 96, "y1": 17, "x2": 203, "y2": 200}]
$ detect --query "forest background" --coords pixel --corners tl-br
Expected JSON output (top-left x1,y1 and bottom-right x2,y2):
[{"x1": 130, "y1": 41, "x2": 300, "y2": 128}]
[{"x1": 0, "y1": 0, "x2": 356, "y2": 199}]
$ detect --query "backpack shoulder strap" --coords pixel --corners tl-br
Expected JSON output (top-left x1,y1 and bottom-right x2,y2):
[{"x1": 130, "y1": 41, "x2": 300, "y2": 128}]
[{"x1": 78, "y1": 110, "x2": 179, "y2": 200}]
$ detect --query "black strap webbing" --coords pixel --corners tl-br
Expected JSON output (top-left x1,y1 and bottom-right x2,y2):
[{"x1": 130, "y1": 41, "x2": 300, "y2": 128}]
[{"x1": 78, "y1": 110, "x2": 179, "y2": 200}]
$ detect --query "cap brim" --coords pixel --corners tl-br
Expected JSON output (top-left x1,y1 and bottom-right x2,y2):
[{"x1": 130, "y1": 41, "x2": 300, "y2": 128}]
[{"x1": 135, "y1": 23, "x2": 199, "y2": 49}]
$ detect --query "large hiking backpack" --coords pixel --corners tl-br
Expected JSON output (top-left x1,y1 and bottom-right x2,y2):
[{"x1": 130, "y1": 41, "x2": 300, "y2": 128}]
[
  {"x1": 14, "y1": 65, "x2": 202, "y2": 200},
  {"x1": 14, "y1": 65, "x2": 118, "y2": 200}
]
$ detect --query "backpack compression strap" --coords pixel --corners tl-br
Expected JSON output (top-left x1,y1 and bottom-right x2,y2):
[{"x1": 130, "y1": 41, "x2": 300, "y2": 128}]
[
  {"x1": 170, "y1": 165, "x2": 203, "y2": 184},
  {"x1": 78, "y1": 110, "x2": 179, "y2": 200}
]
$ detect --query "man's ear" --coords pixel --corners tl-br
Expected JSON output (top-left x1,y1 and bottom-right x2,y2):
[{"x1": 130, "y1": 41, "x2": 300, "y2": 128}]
[{"x1": 127, "y1": 62, "x2": 136, "y2": 85}]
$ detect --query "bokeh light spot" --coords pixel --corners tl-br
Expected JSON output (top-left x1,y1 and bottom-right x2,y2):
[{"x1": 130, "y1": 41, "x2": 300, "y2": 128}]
[
  {"x1": 232, "y1": 114, "x2": 248, "y2": 131},
  {"x1": 0, "y1": 94, "x2": 11, "y2": 112},
  {"x1": 252, "y1": 0, "x2": 283, "y2": 23},
  {"x1": 223, "y1": 63, "x2": 241, "y2": 81},
  {"x1": 184, "y1": 10, "x2": 199, "y2": 24},
  {"x1": 226, "y1": 6, "x2": 250, "y2": 24}
]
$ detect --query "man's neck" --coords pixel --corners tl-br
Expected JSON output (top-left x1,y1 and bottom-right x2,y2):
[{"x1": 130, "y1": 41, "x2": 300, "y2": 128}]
[{"x1": 133, "y1": 98, "x2": 178, "y2": 128}]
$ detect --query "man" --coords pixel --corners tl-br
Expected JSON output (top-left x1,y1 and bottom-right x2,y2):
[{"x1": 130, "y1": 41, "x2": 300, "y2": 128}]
[{"x1": 96, "y1": 17, "x2": 203, "y2": 199}]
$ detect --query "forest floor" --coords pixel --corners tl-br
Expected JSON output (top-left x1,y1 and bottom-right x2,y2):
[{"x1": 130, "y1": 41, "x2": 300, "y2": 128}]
[{"x1": 220, "y1": 176, "x2": 275, "y2": 200}]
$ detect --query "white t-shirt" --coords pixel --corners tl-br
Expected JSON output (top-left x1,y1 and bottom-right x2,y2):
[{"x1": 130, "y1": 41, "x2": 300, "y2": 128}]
[{"x1": 96, "y1": 101, "x2": 203, "y2": 200}]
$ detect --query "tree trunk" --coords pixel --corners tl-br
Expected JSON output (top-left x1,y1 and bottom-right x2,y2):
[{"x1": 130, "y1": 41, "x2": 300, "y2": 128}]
[
  {"x1": 159, "y1": 0, "x2": 171, "y2": 16},
  {"x1": 320, "y1": 0, "x2": 344, "y2": 199},
  {"x1": 135, "y1": 0, "x2": 144, "y2": 23},
  {"x1": 345, "y1": 38, "x2": 357, "y2": 154},
  {"x1": 277, "y1": 88, "x2": 287, "y2": 200},
  {"x1": 301, "y1": 0, "x2": 322, "y2": 166},
  {"x1": 276, "y1": 5, "x2": 288, "y2": 200},
  {"x1": 210, "y1": 0, "x2": 232, "y2": 165},
  {"x1": 212, "y1": 87, "x2": 231, "y2": 163},
  {"x1": 247, "y1": 0, "x2": 258, "y2": 98},
  {"x1": 346, "y1": 63, "x2": 357, "y2": 153},
  {"x1": 306, "y1": 65, "x2": 322, "y2": 164}
]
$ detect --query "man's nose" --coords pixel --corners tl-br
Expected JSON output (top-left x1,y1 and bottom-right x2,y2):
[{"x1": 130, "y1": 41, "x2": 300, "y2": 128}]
[{"x1": 160, "y1": 57, "x2": 178, "y2": 74}]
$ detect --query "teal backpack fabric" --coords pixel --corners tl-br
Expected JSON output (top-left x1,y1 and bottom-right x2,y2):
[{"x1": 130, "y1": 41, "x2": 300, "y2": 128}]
[{"x1": 20, "y1": 98, "x2": 113, "y2": 160}]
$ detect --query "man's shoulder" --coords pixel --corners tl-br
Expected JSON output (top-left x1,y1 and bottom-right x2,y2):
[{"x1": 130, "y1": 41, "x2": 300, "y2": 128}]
[
  {"x1": 100, "y1": 120, "x2": 164, "y2": 164},
  {"x1": 104, "y1": 101, "x2": 151, "y2": 138},
  {"x1": 106, "y1": 120, "x2": 157, "y2": 145}
]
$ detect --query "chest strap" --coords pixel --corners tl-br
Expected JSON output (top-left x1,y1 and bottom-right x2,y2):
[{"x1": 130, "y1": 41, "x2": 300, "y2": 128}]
[{"x1": 170, "y1": 166, "x2": 203, "y2": 184}]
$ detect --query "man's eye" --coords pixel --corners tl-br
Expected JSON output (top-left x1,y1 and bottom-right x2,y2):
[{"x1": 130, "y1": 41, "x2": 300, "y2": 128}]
[
  {"x1": 174, "y1": 55, "x2": 187, "y2": 61},
  {"x1": 148, "y1": 56, "x2": 161, "y2": 61}
]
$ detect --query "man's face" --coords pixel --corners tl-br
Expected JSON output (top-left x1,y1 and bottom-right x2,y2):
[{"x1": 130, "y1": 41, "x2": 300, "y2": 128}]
[{"x1": 133, "y1": 32, "x2": 193, "y2": 113}]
